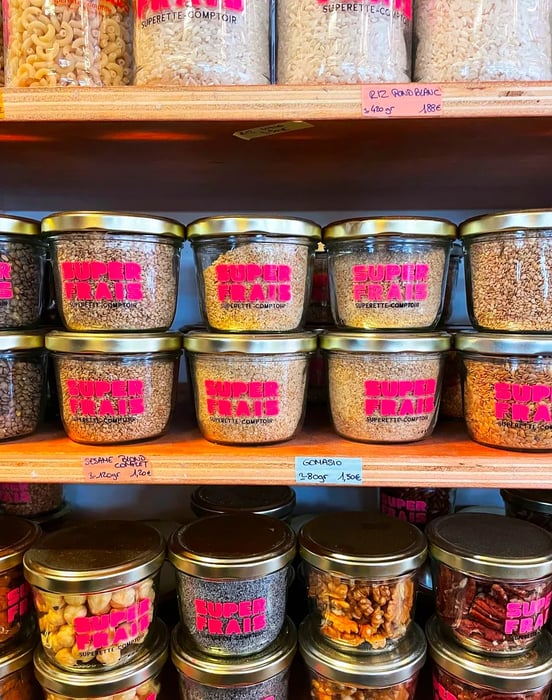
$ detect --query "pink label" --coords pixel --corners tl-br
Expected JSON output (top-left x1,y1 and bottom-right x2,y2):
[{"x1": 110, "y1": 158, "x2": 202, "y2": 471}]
[
  {"x1": 74, "y1": 598, "x2": 151, "y2": 651},
  {"x1": 380, "y1": 493, "x2": 427, "y2": 524},
  {"x1": 504, "y1": 594, "x2": 552, "y2": 635},
  {"x1": 144, "y1": 695, "x2": 156, "y2": 700},
  {"x1": 433, "y1": 676, "x2": 457, "y2": 700},
  {"x1": 195, "y1": 598, "x2": 267, "y2": 636},
  {"x1": 0, "y1": 483, "x2": 31, "y2": 504},
  {"x1": 7, "y1": 582, "x2": 30, "y2": 625},
  {"x1": 317, "y1": 0, "x2": 412, "y2": 20},
  {"x1": 137, "y1": 0, "x2": 243, "y2": 20},
  {"x1": 66, "y1": 379, "x2": 144, "y2": 418},
  {"x1": 494, "y1": 383, "x2": 552, "y2": 425},
  {"x1": 61, "y1": 261, "x2": 143, "y2": 304},
  {"x1": 0, "y1": 262, "x2": 13, "y2": 300},
  {"x1": 204, "y1": 380, "x2": 279, "y2": 419},
  {"x1": 352, "y1": 263, "x2": 429, "y2": 305},
  {"x1": 365, "y1": 379, "x2": 436, "y2": 417},
  {"x1": 215, "y1": 263, "x2": 292, "y2": 307}
]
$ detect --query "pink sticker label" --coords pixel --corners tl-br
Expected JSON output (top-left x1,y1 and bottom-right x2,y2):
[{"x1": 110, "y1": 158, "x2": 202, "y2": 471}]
[
  {"x1": 352, "y1": 263, "x2": 429, "y2": 304},
  {"x1": 433, "y1": 676, "x2": 458, "y2": 700},
  {"x1": 494, "y1": 382, "x2": 552, "y2": 425},
  {"x1": 0, "y1": 483, "x2": 31, "y2": 504},
  {"x1": 0, "y1": 262, "x2": 13, "y2": 300},
  {"x1": 504, "y1": 594, "x2": 552, "y2": 635},
  {"x1": 362, "y1": 84, "x2": 442, "y2": 119},
  {"x1": 61, "y1": 260, "x2": 143, "y2": 304},
  {"x1": 204, "y1": 380, "x2": 279, "y2": 419},
  {"x1": 66, "y1": 379, "x2": 145, "y2": 418},
  {"x1": 74, "y1": 598, "x2": 151, "y2": 651},
  {"x1": 214, "y1": 263, "x2": 292, "y2": 307},
  {"x1": 380, "y1": 493, "x2": 427, "y2": 524},
  {"x1": 7, "y1": 582, "x2": 30, "y2": 625},
  {"x1": 365, "y1": 379, "x2": 436, "y2": 417},
  {"x1": 195, "y1": 598, "x2": 267, "y2": 636}
]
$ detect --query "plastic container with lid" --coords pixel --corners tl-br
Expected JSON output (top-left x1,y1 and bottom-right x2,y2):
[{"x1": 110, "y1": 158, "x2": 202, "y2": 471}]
[
  {"x1": 0, "y1": 215, "x2": 45, "y2": 329},
  {"x1": 183, "y1": 331, "x2": 316, "y2": 445},
  {"x1": 323, "y1": 217, "x2": 456, "y2": 331},
  {"x1": 299, "y1": 511, "x2": 427, "y2": 653},
  {"x1": 427, "y1": 616, "x2": 552, "y2": 700},
  {"x1": 0, "y1": 515, "x2": 41, "y2": 646},
  {"x1": 171, "y1": 616, "x2": 296, "y2": 700},
  {"x1": 320, "y1": 331, "x2": 450, "y2": 443},
  {"x1": 187, "y1": 216, "x2": 321, "y2": 333},
  {"x1": 427, "y1": 513, "x2": 552, "y2": 656},
  {"x1": 190, "y1": 485, "x2": 296, "y2": 521},
  {"x1": 299, "y1": 615, "x2": 426, "y2": 699},
  {"x1": 457, "y1": 332, "x2": 552, "y2": 452},
  {"x1": 0, "y1": 627, "x2": 40, "y2": 700},
  {"x1": 23, "y1": 520, "x2": 165, "y2": 671},
  {"x1": 46, "y1": 331, "x2": 180, "y2": 445},
  {"x1": 42, "y1": 212, "x2": 184, "y2": 332},
  {"x1": 34, "y1": 617, "x2": 168, "y2": 700},
  {"x1": 168, "y1": 514, "x2": 296, "y2": 657},
  {"x1": 501, "y1": 490, "x2": 552, "y2": 533},
  {"x1": 460, "y1": 210, "x2": 552, "y2": 333},
  {"x1": 0, "y1": 483, "x2": 63, "y2": 518},
  {"x1": 379, "y1": 487, "x2": 456, "y2": 530}
]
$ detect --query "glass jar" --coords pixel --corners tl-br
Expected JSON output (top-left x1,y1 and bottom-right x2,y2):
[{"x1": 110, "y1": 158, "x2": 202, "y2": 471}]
[
  {"x1": 323, "y1": 217, "x2": 456, "y2": 331},
  {"x1": 183, "y1": 331, "x2": 316, "y2": 445},
  {"x1": 0, "y1": 483, "x2": 63, "y2": 517},
  {"x1": 46, "y1": 331, "x2": 180, "y2": 445},
  {"x1": 501, "y1": 490, "x2": 552, "y2": 533},
  {"x1": 299, "y1": 511, "x2": 427, "y2": 653},
  {"x1": 0, "y1": 332, "x2": 46, "y2": 441},
  {"x1": 168, "y1": 514, "x2": 296, "y2": 657},
  {"x1": 306, "y1": 243, "x2": 332, "y2": 326},
  {"x1": 187, "y1": 216, "x2": 321, "y2": 333},
  {"x1": 190, "y1": 485, "x2": 296, "y2": 521},
  {"x1": 0, "y1": 2, "x2": 4, "y2": 86},
  {"x1": 440, "y1": 240, "x2": 470, "y2": 328},
  {"x1": 427, "y1": 512, "x2": 552, "y2": 655},
  {"x1": 42, "y1": 212, "x2": 184, "y2": 332},
  {"x1": 0, "y1": 515, "x2": 40, "y2": 645},
  {"x1": 0, "y1": 628, "x2": 40, "y2": 700},
  {"x1": 439, "y1": 328, "x2": 470, "y2": 420},
  {"x1": 456, "y1": 332, "x2": 552, "y2": 451},
  {"x1": 33, "y1": 617, "x2": 168, "y2": 700},
  {"x1": 24, "y1": 520, "x2": 165, "y2": 671},
  {"x1": 171, "y1": 616, "x2": 296, "y2": 700},
  {"x1": 277, "y1": 0, "x2": 413, "y2": 84},
  {"x1": 320, "y1": 331, "x2": 450, "y2": 443},
  {"x1": 414, "y1": 0, "x2": 552, "y2": 82},
  {"x1": 307, "y1": 329, "x2": 328, "y2": 404},
  {"x1": 299, "y1": 615, "x2": 426, "y2": 699},
  {"x1": 0, "y1": 216, "x2": 45, "y2": 329},
  {"x1": 460, "y1": 210, "x2": 552, "y2": 333},
  {"x1": 379, "y1": 488, "x2": 456, "y2": 530},
  {"x1": 427, "y1": 616, "x2": 552, "y2": 700}
]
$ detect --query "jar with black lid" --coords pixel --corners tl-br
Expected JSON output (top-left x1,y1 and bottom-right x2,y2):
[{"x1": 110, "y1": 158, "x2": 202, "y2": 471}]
[
  {"x1": 501, "y1": 490, "x2": 552, "y2": 532},
  {"x1": 190, "y1": 485, "x2": 296, "y2": 522}
]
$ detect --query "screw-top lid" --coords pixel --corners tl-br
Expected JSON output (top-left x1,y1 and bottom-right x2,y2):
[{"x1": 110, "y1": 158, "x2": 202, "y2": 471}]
[
  {"x1": 319, "y1": 332, "x2": 450, "y2": 354},
  {"x1": 183, "y1": 331, "x2": 317, "y2": 354},
  {"x1": 46, "y1": 331, "x2": 182, "y2": 354},
  {"x1": 323, "y1": 216, "x2": 456, "y2": 240},
  {"x1": 41, "y1": 211, "x2": 185, "y2": 239},
  {"x1": 299, "y1": 512, "x2": 427, "y2": 577},
  {"x1": 0, "y1": 214, "x2": 40, "y2": 236},
  {"x1": 191, "y1": 486, "x2": 296, "y2": 520},
  {"x1": 0, "y1": 515, "x2": 41, "y2": 573},
  {"x1": 187, "y1": 216, "x2": 321, "y2": 240},
  {"x1": 460, "y1": 210, "x2": 552, "y2": 237},
  {"x1": 23, "y1": 520, "x2": 165, "y2": 593},
  {"x1": 455, "y1": 332, "x2": 552, "y2": 356},
  {"x1": 0, "y1": 331, "x2": 45, "y2": 352},
  {"x1": 0, "y1": 627, "x2": 36, "y2": 679},
  {"x1": 168, "y1": 514, "x2": 296, "y2": 579},
  {"x1": 501, "y1": 489, "x2": 552, "y2": 515},
  {"x1": 426, "y1": 513, "x2": 552, "y2": 579}
]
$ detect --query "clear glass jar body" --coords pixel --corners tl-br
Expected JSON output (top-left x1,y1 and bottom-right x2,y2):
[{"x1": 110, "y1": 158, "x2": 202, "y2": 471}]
[
  {"x1": 177, "y1": 665, "x2": 290, "y2": 699},
  {"x1": 306, "y1": 250, "x2": 332, "y2": 326},
  {"x1": 502, "y1": 492, "x2": 552, "y2": 533},
  {"x1": 187, "y1": 351, "x2": 310, "y2": 445},
  {"x1": 414, "y1": 0, "x2": 552, "y2": 82},
  {"x1": 440, "y1": 349, "x2": 464, "y2": 419},
  {"x1": 326, "y1": 236, "x2": 451, "y2": 330},
  {"x1": 48, "y1": 232, "x2": 182, "y2": 332},
  {"x1": 433, "y1": 663, "x2": 551, "y2": 700},
  {"x1": 0, "y1": 348, "x2": 46, "y2": 441},
  {"x1": 42, "y1": 676, "x2": 160, "y2": 700},
  {"x1": 379, "y1": 488, "x2": 456, "y2": 530},
  {"x1": 307, "y1": 343, "x2": 328, "y2": 404},
  {"x1": 0, "y1": 483, "x2": 63, "y2": 516},
  {"x1": 440, "y1": 241, "x2": 470, "y2": 328},
  {"x1": 0, "y1": 235, "x2": 45, "y2": 329},
  {"x1": 52, "y1": 350, "x2": 179, "y2": 445},
  {"x1": 325, "y1": 349, "x2": 445, "y2": 443},
  {"x1": 308, "y1": 668, "x2": 419, "y2": 699},
  {"x1": 277, "y1": 0, "x2": 412, "y2": 84},
  {"x1": 0, "y1": 656, "x2": 38, "y2": 700},
  {"x1": 0, "y1": 563, "x2": 34, "y2": 644}
]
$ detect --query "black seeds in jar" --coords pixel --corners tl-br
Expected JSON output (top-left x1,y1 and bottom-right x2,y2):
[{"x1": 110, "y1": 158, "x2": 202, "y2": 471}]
[{"x1": 178, "y1": 668, "x2": 290, "y2": 700}]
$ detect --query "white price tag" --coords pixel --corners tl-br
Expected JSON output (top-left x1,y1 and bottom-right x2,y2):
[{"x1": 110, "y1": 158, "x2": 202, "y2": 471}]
[{"x1": 294, "y1": 457, "x2": 363, "y2": 486}]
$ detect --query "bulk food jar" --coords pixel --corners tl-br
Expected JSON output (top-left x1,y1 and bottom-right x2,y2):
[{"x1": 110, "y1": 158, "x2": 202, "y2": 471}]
[
  {"x1": 299, "y1": 511, "x2": 427, "y2": 652},
  {"x1": 187, "y1": 216, "x2": 321, "y2": 333},
  {"x1": 320, "y1": 331, "x2": 450, "y2": 443},
  {"x1": 379, "y1": 488, "x2": 456, "y2": 529},
  {"x1": 23, "y1": 520, "x2": 165, "y2": 670},
  {"x1": 168, "y1": 514, "x2": 296, "y2": 657},
  {"x1": 427, "y1": 513, "x2": 552, "y2": 655},
  {"x1": 501, "y1": 490, "x2": 552, "y2": 533},
  {"x1": 323, "y1": 217, "x2": 456, "y2": 331},
  {"x1": 190, "y1": 485, "x2": 296, "y2": 521},
  {"x1": 46, "y1": 331, "x2": 180, "y2": 445},
  {"x1": 0, "y1": 483, "x2": 64, "y2": 518},
  {"x1": 42, "y1": 212, "x2": 184, "y2": 332},
  {"x1": 0, "y1": 629, "x2": 40, "y2": 700}
]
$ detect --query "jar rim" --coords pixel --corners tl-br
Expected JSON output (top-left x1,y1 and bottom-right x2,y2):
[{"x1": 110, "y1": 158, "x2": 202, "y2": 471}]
[
  {"x1": 0, "y1": 214, "x2": 40, "y2": 236},
  {"x1": 320, "y1": 331, "x2": 450, "y2": 354},
  {"x1": 0, "y1": 515, "x2": 41, "y2": 573},
  {"x1": 0, "y1": 331, "x2": 45, "y2": 352},
  {"x1": 501, "y1": 489, "x2": 552, "y2": 515},
  {"x1": 456, "y1": 332, "x2": 552, "y2": 356},
  {"x1": 41, "y1": 211, "x2": 185, "y2": 239},
  {"x1": 190, "y1": 485, "x2": 296, "y2": 520},
  {"x1": 460, "y1": 209, "x2": 552, "y2": 237},
  {"x1": 323, "y1": 216, "x2": 456, "y2": 240},
  {"x1": 46, "y1": 331, "x2": 182, "y2": 354},
  {"x1": 0, "y1": 629, "x2": 35, "y2": 679},
  {"x1": 187, "y1": 216, "x2": 321, "y2": 240},
  {"x1": 183, "y1": 331, "x2": 317, "y2": 354}
]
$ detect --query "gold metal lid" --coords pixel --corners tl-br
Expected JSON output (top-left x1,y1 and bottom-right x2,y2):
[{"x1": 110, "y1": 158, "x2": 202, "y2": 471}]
[
  {"x1": 0, "y1": 214, "x2": 40, "y2": 236},
  {"x1": 426, "y1": 513, "x2": 552, "y2": 579},
  {"x1": 183, "y1": 331, "x2": 317, "y2": 354},
  {"x1": 23, "y1": 520, "x2": 165, "y2": 593},
  {"x1": 501, "y1": 489, "x2": 552, "y2": 515},
  {"x1": 41, "y1": 211, "x2": 185, "y2": 239},
  {"x1": 299, "y1": 616, "x2": 426, "y2": 687},
  {"x1": 319, "y1": 331, "x2": 450, "y2": 354},
  {"x1": 456, "y1": 332, "x2": 552, "y2": 356},
  {"x1": 33, "y1": 618, "x2": 168, "y2": 696},
  {"x1": 299, "y1": 512, "x2": 427, "y2": 577},
  {"x1": 46, "y1": 331, "x2": 182, "y2": 354},
  {"x1": 171, "y1": 617, "x2": 296, "y2": 685},
  {"x1": 0, "y1": 628, "x2": 36, "y2": 679},
  {"x1": 460, "y1": 210, "x2": 552, "y2": 237},
  {"x1": 187, "y1": 216, "x2": 321, "y2": 240},
  {"x1": 0, "y1": 515, "x2": 41, "y2": 573},
  {"x1": 323, "y1": 216, "x2": 456, "y2": 240},
  {"x1": 427, "y1": 616, "x2": 552, "y2": 692},
  {"x1": 0, "y1": 331, "x2": 45, "y2": 352},
  {"x1": 168, "y1": 514, "x2": 296, "y2": 578},
  {"x1": 191, "y1": 486, "x2": 296, "y2": 520}
]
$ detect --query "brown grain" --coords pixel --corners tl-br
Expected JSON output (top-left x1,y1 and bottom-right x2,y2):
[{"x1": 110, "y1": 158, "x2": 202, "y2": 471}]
[{"x1": 0, "y1": 354, "x2": 44, "y2": 440}]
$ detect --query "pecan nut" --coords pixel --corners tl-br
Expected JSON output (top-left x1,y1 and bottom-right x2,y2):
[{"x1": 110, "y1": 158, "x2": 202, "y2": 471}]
[{"x1": 433, "y1": 664, "x2": 549, "y2": 699}]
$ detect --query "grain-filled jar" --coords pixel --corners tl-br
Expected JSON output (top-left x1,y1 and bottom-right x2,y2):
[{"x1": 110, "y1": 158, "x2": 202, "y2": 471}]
[
  {"x1": 306, "y1": 243, "x2": 332, "y2": 326},
  {"x1": 320, "y1": 331, "x2": 450, "y2": 443},
  {"x1": 427, "y1": 513, "x2": 552, "y2": 656},
  {"x1": 379, "y1": 488, "x2": 456, "y2": 530},
  {"x1": 299, "y1": 615, "x2": 426, "y2": 699},
  {"x1": 190, "y1": 485, "x2": 296, "y2": 521},
  {"x1": 461, "y1": 210, "x2": 552, "y2": 333},
  {"x1": 456, "y1": 332, "x2": 552, "y2": 451},
  {"x1": 24, "y1": 520, "x2": 165, "y2": 671},
  {"x1": 0, "y1": 483, "x2": 63, "y2": 517},
  {"x1": 0, "y1": 515, "x2": 40, "y2": 645},
  {"x1": 43, "y1": 212, "x2": 184, "y2": 332},
  {"x1": 33, "y1": 617, "x2": 168, "y2": 700},
  {"x1": 501, "y1": 490, "x2": 552, "y2": 533},
  {"x1": 46, "y1": 331, "x2": 180, "y2": 445},
  {"x1": 299, "y1": 511, "x2": 427, "y2": 653},
  {"x1": 440, "y1": 240, "x2": 470, "y2": 328},
  {"x1": 168, "y1": 514, "x2": 296, "y2": 657},
  {"x1": 183, "y1": 331, "x2": 316, "y2": 445},
  {"x1": 171, "y1": 616, "x2": 296, "y2": 700},
  {"x1": 324, "y1": 217, "x2": 456, "y2": 331},
  {"x1": 427, "y1": 616, "x2": 552, "y2": 700},
  {"x1": 439, "y1": 328, "x2": 470, "y2": 420},
  {"x1": 0, "y1": 629, "x2": 39, "y2": 700},
  {"x1": 187, "y1": 216, "x2": 321, "y2": 333}
]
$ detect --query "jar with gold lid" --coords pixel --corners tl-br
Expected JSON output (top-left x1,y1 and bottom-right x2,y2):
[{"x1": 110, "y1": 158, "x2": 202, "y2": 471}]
[{"x1": 0, "y1": 626, "x2": 40, "y2": 700}]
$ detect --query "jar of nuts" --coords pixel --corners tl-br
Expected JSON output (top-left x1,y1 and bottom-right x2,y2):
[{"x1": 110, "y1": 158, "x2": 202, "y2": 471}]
[
  {"x1": 306, "y1": 243, "x2": 332, "y2": 326},
  {"x1": 299, "y1": 615, "x2": 426, "y2": 700},
  {"x1": 23, "y1": 520, "x2": 165, "y2": 671},
  {"x1": 427, "y1": 512, "x2": 552, "y2": 656},
  {"x1": 299, "y1": 512, "x2": 427, "y2": 653},
  {"x1": 501, "y1": 490, "x2": 552, "y2": 533},
  {"x1": 379, "y1": 487, "x2": 456, "y2": 530},
  {"x1": 190, "y1": 485, "x2": 296, "y2": 521},
  {"x1": 0, "y1": 627, "x2": 40, "y2": 700}
]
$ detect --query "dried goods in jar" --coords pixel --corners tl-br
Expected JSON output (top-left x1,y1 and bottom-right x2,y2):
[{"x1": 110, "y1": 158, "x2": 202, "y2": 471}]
[
  {"x1": 379, "y1": 488, "x2": 455, "y2": 529},
  {"x1": 190, "y1": 485, "x2": 296, "y2": 521},
  {"x1": 310, "y1": 674, "x2": 418, "y2": 699},
  {"x1": 440, "y1": 349, "x2": 464, "y2": 419},
  {"x1": 0, "y1": 631, "x2": 38, "y2": 700},
  {"x1": 0, "y1": 483, "x2": 63, "y2": 517},
  {"x1": 306, "y1": 244, "x2": 332, "y2": 326},
  {"x1": 501, "y1": 490, "x2": 552, "y2": 533}
]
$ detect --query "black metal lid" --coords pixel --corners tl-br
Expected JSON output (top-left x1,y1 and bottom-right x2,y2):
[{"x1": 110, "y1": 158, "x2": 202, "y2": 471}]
[{"x1": 191, "y1": 486, "x2": 296, "y2": 520}]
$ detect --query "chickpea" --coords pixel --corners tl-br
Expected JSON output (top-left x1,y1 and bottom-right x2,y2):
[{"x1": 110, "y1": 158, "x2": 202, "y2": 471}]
[
  {"x1": 136, "y1": 680, "x2": 157, "y2": 697},
  {"x1": 57, "y1": 624, "x2": 76, "y2": 649},
  {"x1": 136, "y1": 578, "x2": 154, "y2": 601},
  {"x1": 111, "y1": 586, "x2": 135, "y2": 608},
  {"x1": 43, "y1": 607, "x2": 65, "y2": 631},
  {"x1": 64, "y1": 594, "x2": 87, "y2": 606},
  {"x1": 55, "y1": 647, "x2": 78, "y2": 667},
  {"x1": 71, "y1": 642, "x2": 96, "y2": 663},
  {"x1": 64, "y1": 604, "x2": 87, "y2": 625},
  {"x1": 96, "y1": 646, "x2": 121, "y2": 665},
  {"x1": 115, "y1": 691, "x2": 137, "y2": 700},
  {"x1": 88, "y1": 592, "x2": 112, "y2": 615}
]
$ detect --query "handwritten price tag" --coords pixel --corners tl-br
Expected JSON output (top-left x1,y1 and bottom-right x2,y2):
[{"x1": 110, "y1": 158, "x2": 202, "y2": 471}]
[
  {"x1": 82, "y1": 454, "x2": 153, "y2": 482},
  {"x1": 361, "y1": 84, "x2": 443, "y2": 118},
  {"x1": 295, "y1": 457, "x2": 363, "y2": 486}
]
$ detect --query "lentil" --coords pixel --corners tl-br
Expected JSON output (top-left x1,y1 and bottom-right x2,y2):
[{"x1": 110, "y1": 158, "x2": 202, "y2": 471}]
[
  {"x1": 0, "y1": 483, "x2": 63, "y2": 517},
  {"x1": 0, "y1": 239, "x2": 45, "y2": 330},
  {"x1": 0, "y1": 346, "x2": 45, "y2": 441}
]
